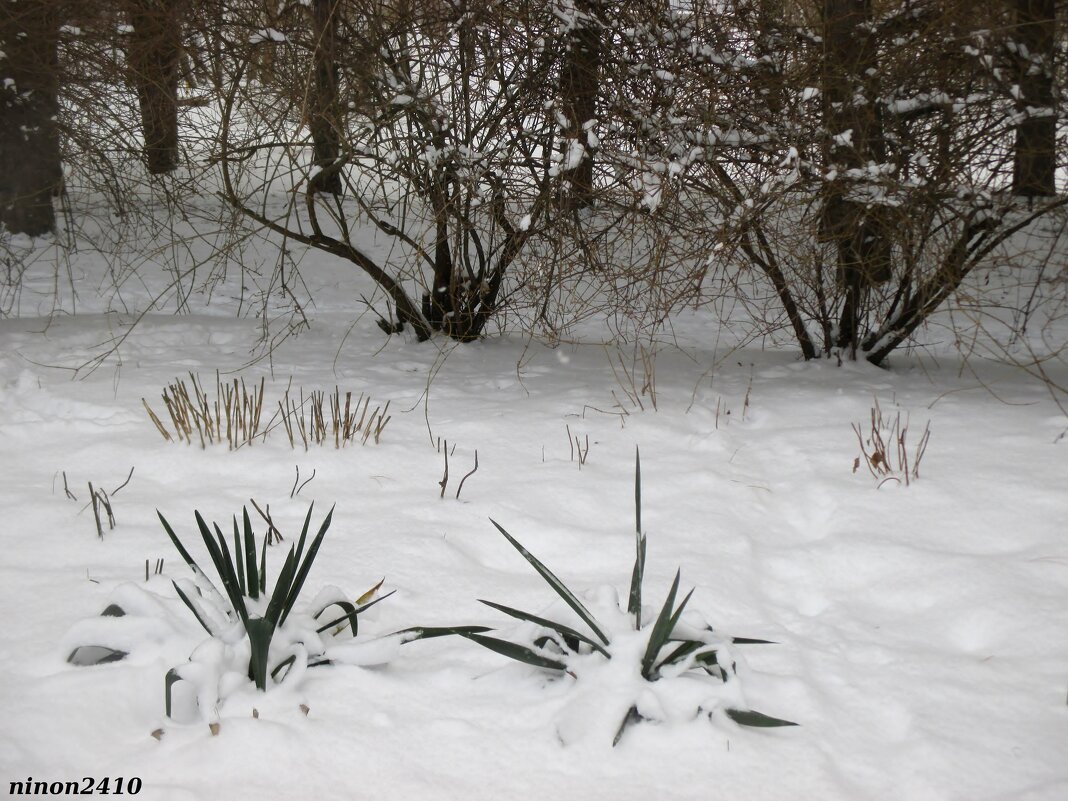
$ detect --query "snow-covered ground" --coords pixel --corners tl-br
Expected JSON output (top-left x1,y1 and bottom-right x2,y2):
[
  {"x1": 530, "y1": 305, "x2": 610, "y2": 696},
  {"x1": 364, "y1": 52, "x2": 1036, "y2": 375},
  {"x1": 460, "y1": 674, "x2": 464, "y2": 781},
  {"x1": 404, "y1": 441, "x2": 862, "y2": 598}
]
[{"x1": 1, "y1": 215, "x2": 1066, "y2": 801}]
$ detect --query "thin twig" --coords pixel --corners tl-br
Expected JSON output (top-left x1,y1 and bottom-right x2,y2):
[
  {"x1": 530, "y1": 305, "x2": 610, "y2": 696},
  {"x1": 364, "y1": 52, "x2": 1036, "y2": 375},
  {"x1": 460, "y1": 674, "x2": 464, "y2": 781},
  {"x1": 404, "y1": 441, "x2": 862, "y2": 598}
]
[
  {"x1": 373, "y1": 400, "x2": 391, "y2": 444},
  {"x1": 62, "y1": 471, "x2": 77, "y2": 501},
  {"x1": 249, "y1": 498, "x2": 283, "y2": 544},
  {"x1": 439, "y1": 440, "x2": 449, "y2": 498},
  {"x1": 912, "y1": 421, "x2": 932, "y2": 479},
  {"x1": 293, "y1": 467, "x2": 316, "y2": 498},
  {"x1": 111, "y1": 466, "x2": 135, "y2": 495},
  {"x1": 88, "y1": 482, "x2": 103, "y2": 538},
  {"x1": 99, "y1": 490, "x2": 115, "y2": 529},
  {"x1": 455, "y1": 450, "x2": 479, "y2": 499}
]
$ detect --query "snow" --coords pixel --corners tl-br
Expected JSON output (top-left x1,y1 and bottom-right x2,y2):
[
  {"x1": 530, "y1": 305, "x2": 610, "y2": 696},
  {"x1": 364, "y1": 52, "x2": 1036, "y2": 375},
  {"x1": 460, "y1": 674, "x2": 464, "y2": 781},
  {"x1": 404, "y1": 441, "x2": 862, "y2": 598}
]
[
  {"x1": 551, "y1": 138, "x2": 587, "y2": 177},
  {"x1": 833, "y1": 129, "x2": 854, "y2": 147},
  {"x1": 1, "y1": 209, "x2": 1067, "y2": 800},
  {"x1": 248, "y1": 29, "x2": 288, "y2": 45}
]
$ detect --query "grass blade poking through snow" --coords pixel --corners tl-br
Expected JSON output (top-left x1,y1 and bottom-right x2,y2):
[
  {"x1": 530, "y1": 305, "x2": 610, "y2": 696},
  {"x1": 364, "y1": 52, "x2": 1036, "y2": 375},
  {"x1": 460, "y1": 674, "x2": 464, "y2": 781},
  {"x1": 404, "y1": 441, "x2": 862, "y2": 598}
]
[
  {"x1": 279, "y1": 505, "x2": 334, "y2": 627},
  {"x1": 390, "y1": 625, "x2": 492, "y2": 643},
  {"x1": 459, "y1": 632, "x2": 568, "y2": 671},
  {"x1": 725, "y1": 708, "x2": 798, "y2": 728},
  {"x1": 233, "y1": 517, "x2": 246, "y2": 597},
  {"x1": 193, "y1": 512, "x2": 248, "y2": 627},
  {"x1": 158, "y1": 511, "x2": 198, "y2": 572},
  {"x1": 489, "y1": 518, "x2": 609, "y2": 646},
  {"x1": 242, "y1": 508, "x2": 259, "y2": 601},
  {"x1": 171, "y1": 580, "x2": 216, "y2": 636},
  {"x1": 613, "y1": 706, "x2": 642, "y2": 747},
  {"x1": 640, "y1": 570, "x2": 694, "y2": 680},
  {"x1": 479, "y1": 600, "x2": 611, "y2": 658},
  {"x1": 629, "y1": 447, "x2": 647, "y2": 630}
]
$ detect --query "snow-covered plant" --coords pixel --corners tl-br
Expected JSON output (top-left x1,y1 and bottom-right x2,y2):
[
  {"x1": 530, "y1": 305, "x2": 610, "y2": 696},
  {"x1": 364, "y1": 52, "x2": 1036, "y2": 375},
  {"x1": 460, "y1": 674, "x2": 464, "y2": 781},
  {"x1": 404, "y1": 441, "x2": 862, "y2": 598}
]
[
  {"x1": 460, "y1": 451, "x2": 796, "y2": 744},
  {"x1": 158, "y1": 505, "x2": 391, "y2": 719}
]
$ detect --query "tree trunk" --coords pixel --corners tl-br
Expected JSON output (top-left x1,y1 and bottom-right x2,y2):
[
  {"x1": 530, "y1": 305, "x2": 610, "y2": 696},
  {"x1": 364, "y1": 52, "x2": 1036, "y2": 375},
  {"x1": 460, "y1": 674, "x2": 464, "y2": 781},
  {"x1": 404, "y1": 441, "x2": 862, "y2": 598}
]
[
  {"x1": 0, "y1": 0, "x2": 62, "y2": 235},
  {"x1": 421, "y1": 123, "x2": 454, "y2": 331},
  {"x1": 819, "y1": 0, "x2": 888, "y2": 356},
  {"x1": 127, "y1": 0, "x2": 182, "y2": 175},
  {"x1": 560, "y1": 0, "x2": 601, "y2": 210},
  {"x1": 1013, "y1": 0, "x2": 1056, "y2": 197},
  {"x1": 309, "y1": 0, "x2": 342, "y2": 195}
]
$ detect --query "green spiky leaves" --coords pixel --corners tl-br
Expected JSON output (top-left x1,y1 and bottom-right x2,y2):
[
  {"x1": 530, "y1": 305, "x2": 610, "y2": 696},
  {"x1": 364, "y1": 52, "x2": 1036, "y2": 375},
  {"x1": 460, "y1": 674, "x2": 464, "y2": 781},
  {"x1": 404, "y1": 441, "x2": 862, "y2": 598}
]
[
  {"x1": 629, "y1": 447, "x2": 647, "y2": 629},
  {"x1": 463, "y1": 450, "x2": 797, "y2": 743},
  {"x1": 153, "y1": 452, "x2": 798, "y2": 739},
  {"x1": 159, "y1": 504, "x2": 342, "y2": 693},
  {"x1": 640, "y1": 569, "x2": 695, "y2": 681},
  {"x1": 725, "y1": 708, "x2": 799, "y2": 728},
  {"x1": 489, "y1": 519, "x2": 610, "y2": 647}
]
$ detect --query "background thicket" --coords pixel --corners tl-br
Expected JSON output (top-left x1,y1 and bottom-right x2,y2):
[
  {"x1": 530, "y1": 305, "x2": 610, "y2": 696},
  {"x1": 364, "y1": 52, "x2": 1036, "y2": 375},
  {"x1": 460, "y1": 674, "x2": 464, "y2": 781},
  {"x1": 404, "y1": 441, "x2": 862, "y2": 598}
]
[{"x1": 2, "y1": 0, "x2": 1065, "y2": 368}]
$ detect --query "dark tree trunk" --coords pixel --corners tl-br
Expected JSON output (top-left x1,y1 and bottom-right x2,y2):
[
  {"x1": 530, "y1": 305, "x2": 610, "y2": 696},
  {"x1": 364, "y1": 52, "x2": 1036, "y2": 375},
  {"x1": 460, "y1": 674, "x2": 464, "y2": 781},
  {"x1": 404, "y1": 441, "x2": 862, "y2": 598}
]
[
  {"x1": 1013, "y1": 0, "x2": 1056, "y2": 197},
  {"x1": 753, "y1": 0, "x2": 787, "y2": 117},
  {"x1": 127, "y1": 0, "x2": 182, "y2": 175},
  {"x1": 309, "y1": 0, "x2": 342, "y2": 195},
  {"x1": 560, "y1": 0, "x2": 601, "y2": 210},
  {"x1": 819, "y1": 0, "x2": 889, "y2": 356},
  {"x1": 0, "y1": 0, "x2": 62, "y2": 235},
  {"x1": 421, "y1": 123, "x2": 454, "y2": 332}
]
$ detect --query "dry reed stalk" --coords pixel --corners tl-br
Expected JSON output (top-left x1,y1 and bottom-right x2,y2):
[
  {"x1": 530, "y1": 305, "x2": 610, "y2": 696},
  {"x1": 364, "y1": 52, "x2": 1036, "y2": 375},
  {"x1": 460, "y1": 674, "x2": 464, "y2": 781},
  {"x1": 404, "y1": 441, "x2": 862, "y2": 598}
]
[
  {"x1": 853, "y1": 399, "x2": 932, "y2": 487},
  {"x1": 145, "y1": 374, "x2": 390, "y2": 449},
  {"x1": 142, "y1": 398, "x2": 172, "y2": 441}
]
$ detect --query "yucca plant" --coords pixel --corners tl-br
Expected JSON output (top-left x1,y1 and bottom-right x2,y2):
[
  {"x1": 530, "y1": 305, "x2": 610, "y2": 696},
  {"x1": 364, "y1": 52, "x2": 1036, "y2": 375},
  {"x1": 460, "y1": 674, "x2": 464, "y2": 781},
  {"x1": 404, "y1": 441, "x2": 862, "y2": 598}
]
[
  {"x1": 158, "y1": 504, "x2": 392, "y2": 718},
  {"x1": 458, "y1": 450, "x2": 796, "y2": 744}
]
